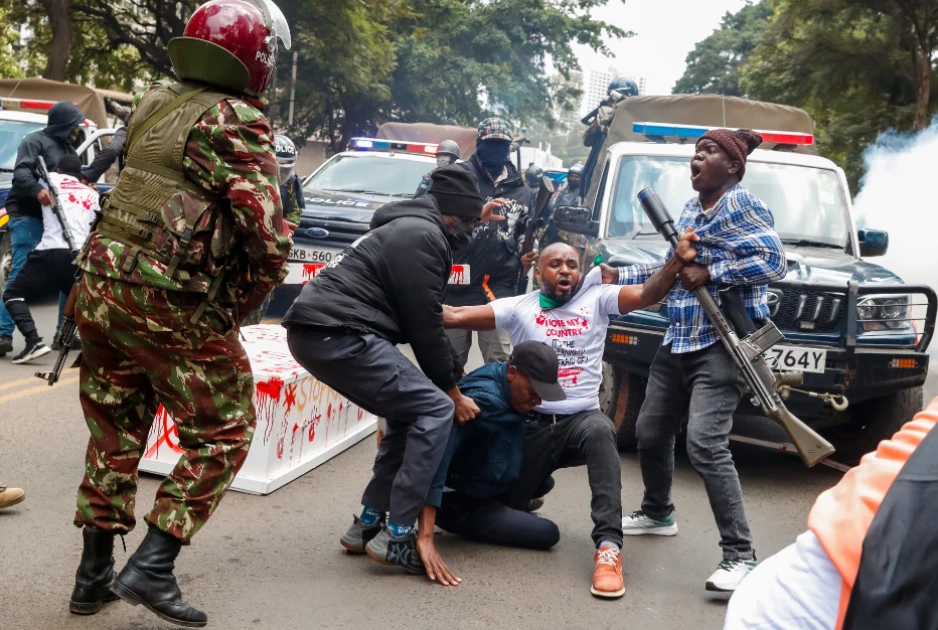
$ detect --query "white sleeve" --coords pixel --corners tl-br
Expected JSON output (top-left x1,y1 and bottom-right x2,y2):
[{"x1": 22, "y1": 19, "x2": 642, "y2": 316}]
[
  {"x1": 490, "y1": 294, "x2": 524, "y2": 331},
  {"x1": 597, "y1": 285, "x2": 624, "y2": 316}
]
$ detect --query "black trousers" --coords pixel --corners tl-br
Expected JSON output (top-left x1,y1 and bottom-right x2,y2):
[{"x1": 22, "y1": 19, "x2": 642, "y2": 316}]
[
  {"x1": 287, "y1": 326, "x2": 454, "y2": 526},
  {"x1": 435, "y1": 492, "x2": 560, "y2": 550},
  {"x1": 499, "y1": 409, "x2": 624, "y2": 548},
  {"x1": 1, "y1": 248, "x2": 76, "y2": 343}
]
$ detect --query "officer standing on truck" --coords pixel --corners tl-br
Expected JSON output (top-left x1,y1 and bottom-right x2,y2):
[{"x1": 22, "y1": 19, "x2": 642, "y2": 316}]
[
  {"x1": 0, "y1": 100, "x2": 84, "y2": 359},
  {"x1": 445, "y1": 118, "x2": 536, "y2": 367},
  {"x1": 414, "y1": 139, "x2": 462, "y2": 197},
  {"x1": 67, "y1": 1, "x2": 291, "y2": 626},
  {"x1": 610, "y1": 128, "x2": 787, "y2": 593}
]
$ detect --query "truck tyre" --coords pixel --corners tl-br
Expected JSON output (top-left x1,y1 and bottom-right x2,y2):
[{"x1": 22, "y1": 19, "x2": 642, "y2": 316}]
[
  {"x1": 599, "y1": 362, "x2": 646, "y2": 450},
  {"x1": 0, "y1": 230, "x2": 11, "y2": 295},
  {"x1": 824, "y1": 387, "x2": 923, "y2": 465}
]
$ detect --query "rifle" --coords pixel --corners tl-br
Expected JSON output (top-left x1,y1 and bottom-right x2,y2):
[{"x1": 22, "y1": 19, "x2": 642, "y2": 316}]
[
  {"x1": 516, "y1": 175, "x2": 556, "y2": 294},
  {"x1": 34, "y1": 156, "x2": 81, "y2": 386},
  {"x1": 636, "y1": 188, "x2": 835, "y2": 467}
]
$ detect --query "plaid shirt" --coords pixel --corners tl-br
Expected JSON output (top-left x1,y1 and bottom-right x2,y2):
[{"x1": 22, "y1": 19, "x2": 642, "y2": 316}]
[{"x1": 618, "y1": 184, "x2": 787, "y2": 353}]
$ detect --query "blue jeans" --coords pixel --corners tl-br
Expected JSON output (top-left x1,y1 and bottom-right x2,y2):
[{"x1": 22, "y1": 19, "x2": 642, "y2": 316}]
[
  {"x1": 636, "y1": 342, "x2": 754, "y2": 561},
  {"x1": 0, "y1": 216, "x2": 43, "y2": 337}
]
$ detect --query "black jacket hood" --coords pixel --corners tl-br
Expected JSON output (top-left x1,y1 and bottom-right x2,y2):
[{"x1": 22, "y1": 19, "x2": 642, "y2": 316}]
[
  {"x1": 369, "y1": 194, "x2": 447, "y2": 232},
  {"x1": 43, "y1": 101, "x2": 84, "y2": 142}
]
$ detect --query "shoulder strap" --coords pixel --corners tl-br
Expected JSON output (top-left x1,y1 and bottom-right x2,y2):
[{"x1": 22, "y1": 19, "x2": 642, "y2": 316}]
[{"x1": 127, "y1": 85, "x2": 210, "y2": 152}]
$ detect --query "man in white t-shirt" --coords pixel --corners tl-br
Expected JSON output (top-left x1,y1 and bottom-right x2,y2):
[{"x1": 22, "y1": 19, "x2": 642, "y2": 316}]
[
  {"x1": 2, "y1": 155, "x2": 98, "y2": 364},
  {"x1": 443, "y1": 233, "x2": 698, "y2": 599}
]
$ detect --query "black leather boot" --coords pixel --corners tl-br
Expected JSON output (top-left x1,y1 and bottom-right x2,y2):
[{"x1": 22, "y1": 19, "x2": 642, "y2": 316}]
[
  {"x1": 69, "y1": 528, "x2": 120, "y2": 614},
  {"x1": 111, "y1": 525, "x2": 208, "y2": 628}
]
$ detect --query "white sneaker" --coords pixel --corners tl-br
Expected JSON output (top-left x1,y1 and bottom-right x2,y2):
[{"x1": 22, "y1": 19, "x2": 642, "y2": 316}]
[
  {"x1": 705, "y1": 558, "x2": 758, "y2": 592},
  {"x1": 621, "y1": 510, "x2": 678, "y2": 536}
]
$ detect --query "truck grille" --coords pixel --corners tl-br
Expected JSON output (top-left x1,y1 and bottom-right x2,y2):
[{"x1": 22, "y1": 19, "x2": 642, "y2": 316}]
[
  {"x1": 298, "y1": 218, "x2": 369, "y2": 245},
  {"x1": 768, "y1": 289, "x2": 843, "y2": 334}
]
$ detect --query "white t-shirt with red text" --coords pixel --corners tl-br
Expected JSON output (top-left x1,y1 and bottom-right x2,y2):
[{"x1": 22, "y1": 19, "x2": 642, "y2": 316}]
[
  {"x1": 37, "y1": 173, "x2": 99, "y2": 252},
  {"x1": 491, "y1": 277, "x2": 622, "y2": 415}
]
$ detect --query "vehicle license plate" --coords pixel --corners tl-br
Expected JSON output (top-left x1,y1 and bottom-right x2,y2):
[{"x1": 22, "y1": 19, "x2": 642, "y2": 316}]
[
  {"x1": 766, "y1": 345, "x2": 827, "y2": 374},
  {"x1": 285, "y1": 245, "x2": 342, "y2": 285}
]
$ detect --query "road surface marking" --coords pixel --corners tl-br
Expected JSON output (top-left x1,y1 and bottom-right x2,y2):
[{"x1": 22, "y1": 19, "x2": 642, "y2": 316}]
[
  {"x1": 0, "y1": 368, "x2": 78, "y2": 392},
  {"x1": 0, "y1": 375, "x2": 81, "y2": 405}
]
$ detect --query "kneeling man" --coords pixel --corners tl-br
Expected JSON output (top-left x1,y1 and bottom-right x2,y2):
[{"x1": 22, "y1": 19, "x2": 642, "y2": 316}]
[{"x1": 443, "y1": 233, "x2": 698, "y2": 598}]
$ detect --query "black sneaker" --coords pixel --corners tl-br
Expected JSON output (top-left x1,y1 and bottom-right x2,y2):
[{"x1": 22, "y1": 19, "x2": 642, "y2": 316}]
[
  {"x1": 365, "y1": 528, "x2": 425, "y2": 575},
  {"x1": 340, "y1": 514, "x2": 385, "y2": 554},
  {"x1": 12, "y1": 339, "x2": 51, "y2": 364},
  {"x1": 0, "y1": 335, "x2": 12, "y2": 357}
]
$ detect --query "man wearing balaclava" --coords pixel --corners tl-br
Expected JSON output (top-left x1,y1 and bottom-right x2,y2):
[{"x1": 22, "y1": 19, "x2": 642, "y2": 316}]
[
  {"x1": 446, "y1": 117, "x2": 536, "y2": 368},
  {"x1": 0, "y1": 101, "x2": 84, "y2": 358},
  {"x1": 611, "y1": 129, "x2": 788, "y2": 594}
]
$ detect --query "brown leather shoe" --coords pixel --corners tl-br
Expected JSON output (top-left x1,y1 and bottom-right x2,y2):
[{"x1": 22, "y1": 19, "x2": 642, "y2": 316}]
[
  {"x1": 591, "y1": 546, "x2": 625, "y2": 598},
  {"x1": 0, "y1": 486, "x2": 25, "y2": 509}
]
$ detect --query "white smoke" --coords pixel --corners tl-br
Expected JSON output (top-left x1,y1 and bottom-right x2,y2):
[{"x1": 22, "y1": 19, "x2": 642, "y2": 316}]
[
  {"x1": 854, "y1": 117, "x2": 938, "y2": 290},
  {"x1": 854, "y1": 118, "x2": 938, "y2": 393}
]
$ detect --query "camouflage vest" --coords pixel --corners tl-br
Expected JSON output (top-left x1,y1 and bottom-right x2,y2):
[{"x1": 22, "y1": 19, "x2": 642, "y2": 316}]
[{"x1": 94, "y1": 82, "x2": 234, "y2": 322}]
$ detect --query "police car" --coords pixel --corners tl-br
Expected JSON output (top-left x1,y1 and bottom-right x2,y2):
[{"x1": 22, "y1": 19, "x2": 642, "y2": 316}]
[
  {"x1": 552, "y1": 119, "x2": 936, "y2": 464},
  {"x1": 286, "y1": 138, "x2": 437, "y2": 286}
]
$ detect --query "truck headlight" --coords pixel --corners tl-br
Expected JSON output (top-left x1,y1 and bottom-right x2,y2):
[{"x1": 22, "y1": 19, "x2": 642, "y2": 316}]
[{"x1": 857, "y1": 295, "x2": 910, "y2": 331}]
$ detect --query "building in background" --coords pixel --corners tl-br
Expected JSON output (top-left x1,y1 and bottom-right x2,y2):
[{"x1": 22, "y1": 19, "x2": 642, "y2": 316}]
[
  {"x1": 637, "y1": 76, "x2": 648, "y2": 95},
  {"x1": 578, "y1": 65, "x2": 621, "y2": 118}
]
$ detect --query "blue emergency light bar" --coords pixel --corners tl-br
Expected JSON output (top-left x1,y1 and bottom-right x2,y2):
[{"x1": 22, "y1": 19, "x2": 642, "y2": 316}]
[
  {"x1": 348, "y1": 137, "x2": 439, "y2": 154},
  {"x1": 632, "y1": 122, "x2": 813, "y2": 146}
]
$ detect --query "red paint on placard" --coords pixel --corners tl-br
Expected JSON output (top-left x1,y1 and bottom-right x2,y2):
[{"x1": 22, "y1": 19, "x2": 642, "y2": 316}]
[
  {"x1": 256, "y1": 377, "x2": 284, "y2": 444},
  {"x1": 284, "y1": 383, "x2": 298, "y2": 415}
]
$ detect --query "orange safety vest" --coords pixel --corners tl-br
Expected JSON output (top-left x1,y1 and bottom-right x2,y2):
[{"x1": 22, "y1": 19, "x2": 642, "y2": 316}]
[{"x1": 807, "y1": 398, "x2": 938, "y2": 629}]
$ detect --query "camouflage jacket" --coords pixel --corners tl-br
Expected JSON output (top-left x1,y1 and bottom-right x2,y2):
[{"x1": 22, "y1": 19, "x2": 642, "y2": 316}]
[{"x1": 80, "y1": 82, "x2": 291, "y2": 304}]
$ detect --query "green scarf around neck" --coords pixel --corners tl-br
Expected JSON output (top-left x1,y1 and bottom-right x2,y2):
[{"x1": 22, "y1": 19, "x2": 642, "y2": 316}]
[{"x1": 539, "y1": 292, "x2": 564, "y2": 309}]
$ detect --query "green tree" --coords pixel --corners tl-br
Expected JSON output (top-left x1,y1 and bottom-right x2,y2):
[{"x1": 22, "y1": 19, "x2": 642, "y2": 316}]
[
  {"x1": 672, "y1": 0, "x2": 772, "y2": 96},
  {"x1": 0, "y1": 7, "x2": 26, "y2": 78},
  {"x1": 741, "y1": 0, "x2": 938, "y2": 190}
]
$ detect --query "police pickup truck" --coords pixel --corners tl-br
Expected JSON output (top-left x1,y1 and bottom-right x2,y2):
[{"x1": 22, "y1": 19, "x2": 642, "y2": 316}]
[
  {"x1": 552, "y1": 119, "x2": 936, "y2": 464},
  {"x1": 0, "y1": 98, "x2": 119, "y2": 293},
  {"x1": 285, "y1": 138, "x2": 437, "y2": 291}
]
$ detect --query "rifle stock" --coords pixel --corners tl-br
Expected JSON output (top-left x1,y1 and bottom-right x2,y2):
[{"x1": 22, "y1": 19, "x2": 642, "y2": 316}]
[
  {"x1": 636, "y1": 188, "x2": 835, "y2": 468},
  {"x1": 516, "y1": 176, "x2": 556, "y2": 294}
]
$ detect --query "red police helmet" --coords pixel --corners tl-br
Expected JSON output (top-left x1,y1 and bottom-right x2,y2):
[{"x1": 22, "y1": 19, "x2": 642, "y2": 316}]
[{"x1": 168, "y1": 0, "x2": 291, "y2": 97}]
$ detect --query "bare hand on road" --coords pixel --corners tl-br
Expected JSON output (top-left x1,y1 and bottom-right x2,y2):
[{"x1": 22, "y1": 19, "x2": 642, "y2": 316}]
[{"x1": 417, "y1": 532, "x2": 462, "y2": 587}]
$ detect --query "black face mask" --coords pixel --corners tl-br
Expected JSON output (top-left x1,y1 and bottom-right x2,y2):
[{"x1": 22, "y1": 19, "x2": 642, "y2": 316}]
[
  {"x1": 476, "y1": 140, "x2": 511, "y2": 177},
  {"x1": 567, "y1": 176, "x2": 580, "y2": 191},
  {"x1": 446, "y1": 220, "x2": 474, "y2": 250}
]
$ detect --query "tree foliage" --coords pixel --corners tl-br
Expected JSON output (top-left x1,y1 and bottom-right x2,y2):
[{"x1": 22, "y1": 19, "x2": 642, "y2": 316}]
[
  {"x1": 673, "y1": 0, "x2": 772, "y2": 96},
  {"x1": 740, "y1": 0, "x2": 938, "y2": 191}
]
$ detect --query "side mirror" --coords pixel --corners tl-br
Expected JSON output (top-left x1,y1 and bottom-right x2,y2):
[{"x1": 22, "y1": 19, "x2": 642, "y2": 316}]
[
  {"x1": 858, "y1": 229, "x2": 889, "y2": 257},
  {"x1": 553, "y1": 205, "x2": 599, "y2": 237}
]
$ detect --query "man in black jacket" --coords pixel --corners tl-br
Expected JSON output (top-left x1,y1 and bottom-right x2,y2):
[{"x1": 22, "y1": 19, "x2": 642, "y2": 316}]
[
  {"x1": 81, "y1": 125, "x2": 127, "y2": 184},
  {"x1": 0, "y1": 101, "x2": 84, "y2": 357},
  {"x1": 283, "y1": 165, "x2": 485, "y2": 576},
  {"x1": 445, "y1": 117, "x2": 536, "y2": 367}
]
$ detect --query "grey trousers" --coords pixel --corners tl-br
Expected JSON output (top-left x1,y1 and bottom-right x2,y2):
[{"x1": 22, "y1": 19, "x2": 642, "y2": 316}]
[
  {"x1": 287, "y1": 327, "x2": 455, "y2": 525},
  {"x1": 446, "y1": 328, "x2": 512, "y2": 368},
  {"x1": 636, "y1": 342, "x2": 754, "y2": 561}
]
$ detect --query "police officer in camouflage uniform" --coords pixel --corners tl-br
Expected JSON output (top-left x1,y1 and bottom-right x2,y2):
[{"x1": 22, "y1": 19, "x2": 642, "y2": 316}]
[
  {"x1": 67, "y1": 1, "x2": 292, "y2": 626},
  {"x1": 241, "y1": 134, "x2": 304, "y2": 326}
]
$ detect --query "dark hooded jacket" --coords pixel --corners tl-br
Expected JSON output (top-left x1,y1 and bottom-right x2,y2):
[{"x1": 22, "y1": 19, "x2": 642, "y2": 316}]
[
  {"x1": 7, "y1": 101, "x2": 84, "y2": 218},
  {"x1": 283, "y1": 195, "x2": 458, "y2": 391},
  {"x1": 445, "y1": 154, "x2": 534, "y2": 306}
]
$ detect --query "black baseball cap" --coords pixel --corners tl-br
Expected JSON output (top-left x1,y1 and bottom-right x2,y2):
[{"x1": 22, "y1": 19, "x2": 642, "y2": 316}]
[{"x1": 509, "y1": 341, "x2": 566, "y2": 402}]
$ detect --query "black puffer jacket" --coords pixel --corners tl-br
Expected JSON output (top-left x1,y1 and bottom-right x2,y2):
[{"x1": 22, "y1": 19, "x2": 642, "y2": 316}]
[
  {"x1": 7, "y1": 101, "x2": 84, "y2": 218},
  {"x1": 283, "y1": 195, "x2": 458, "y2": 391},
  {"x1": 445, "y1": 154, "x2": 534, "y2": 306}
]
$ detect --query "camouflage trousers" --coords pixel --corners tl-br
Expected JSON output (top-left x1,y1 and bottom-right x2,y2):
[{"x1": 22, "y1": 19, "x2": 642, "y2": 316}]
[{"x1": 73, "y1": 272, "x2": 256, "y2": 542}]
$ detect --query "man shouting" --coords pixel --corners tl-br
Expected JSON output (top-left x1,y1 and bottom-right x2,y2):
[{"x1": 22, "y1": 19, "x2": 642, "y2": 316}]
[{"x1": 443, "y1": 231, "x2": 699, "y2": 599}]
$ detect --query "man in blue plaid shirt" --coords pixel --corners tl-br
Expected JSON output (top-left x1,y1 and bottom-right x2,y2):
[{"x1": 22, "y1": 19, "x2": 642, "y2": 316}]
[{"x1": 608, "y1": 128, "x2": 787, "y2": 593}]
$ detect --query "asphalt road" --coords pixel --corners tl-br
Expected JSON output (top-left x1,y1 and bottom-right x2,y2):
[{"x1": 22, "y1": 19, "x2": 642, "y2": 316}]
[{"x1": 1, "y1": 300, "x2": 935, "y2": 630}]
